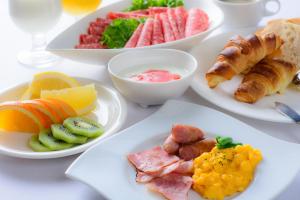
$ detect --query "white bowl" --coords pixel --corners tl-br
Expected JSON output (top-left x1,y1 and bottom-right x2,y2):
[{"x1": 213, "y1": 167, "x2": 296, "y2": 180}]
[
  {"x1": 47, "y1": 0, "x2": 224, "y2": 65},
  {"x1": 108, "y1": 49, "x2": 198, "y2": 106}
]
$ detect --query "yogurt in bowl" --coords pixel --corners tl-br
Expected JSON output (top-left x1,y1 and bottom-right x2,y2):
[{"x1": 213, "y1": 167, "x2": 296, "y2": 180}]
[{"x1": 108, "y1": 49, "x2": 198, "y2": 106}]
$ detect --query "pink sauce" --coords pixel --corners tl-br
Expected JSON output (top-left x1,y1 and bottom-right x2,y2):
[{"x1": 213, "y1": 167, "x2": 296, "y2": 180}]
[{"x1": 131, "y1": 69, "x2": 181, "y2": 83}]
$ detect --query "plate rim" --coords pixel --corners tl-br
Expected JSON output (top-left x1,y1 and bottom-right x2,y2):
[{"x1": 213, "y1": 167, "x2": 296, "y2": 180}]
[
  {"x1": 189, "y1": 29, "x2": 294, "y2": 124},
  {"x1": 0, "y1": 78, "x2": 128, "y2": 159},
  {"x1": 65, "y1": 99, "x2": 300, "y2": 200}
]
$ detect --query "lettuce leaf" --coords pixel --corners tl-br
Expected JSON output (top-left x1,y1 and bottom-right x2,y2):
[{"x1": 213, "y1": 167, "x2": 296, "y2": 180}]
[{"x1": 101, "y1": 19, "x2": 140, "y2": 49}]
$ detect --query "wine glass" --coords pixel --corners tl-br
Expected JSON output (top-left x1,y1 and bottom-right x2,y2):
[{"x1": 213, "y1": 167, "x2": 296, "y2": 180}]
[
  {"x1": 62, "y1": 0, "x2": 102, "y2": 20},
  {"x1": 9, "y1": 0, "x2": 62, "y2": 68}
]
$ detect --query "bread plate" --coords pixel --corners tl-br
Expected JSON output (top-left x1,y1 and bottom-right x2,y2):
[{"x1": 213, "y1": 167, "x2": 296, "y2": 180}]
[
  {"x1": 0, "y1": 78, "x2": 127, "y2": 159},
  {"x1": 190, "y1": 28, "x2": 300, "y2": 123},
  {"x1": 66, "y1": 100, "x2": 300, "y2": 200},
  {"x1": 47, "y1": 0, "x2": 223, "y2": 65}
]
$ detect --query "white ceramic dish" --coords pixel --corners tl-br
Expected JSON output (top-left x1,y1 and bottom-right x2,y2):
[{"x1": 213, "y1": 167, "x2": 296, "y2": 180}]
[
  {"x1": 66, "y1": 100, "x2": 300, "y2": 200},
  {"x1": 190, "y1": 28, "x2": 300, "y2": 123},
  {"x1": 108, "y1": 49, "x2": 198, "y2": 106},
  {"x1": 0, "y1": 78, "x2": 127, "y2": 159},
  {"x1": 47, "y1": 0, "x2": 224, "y2": 65}
]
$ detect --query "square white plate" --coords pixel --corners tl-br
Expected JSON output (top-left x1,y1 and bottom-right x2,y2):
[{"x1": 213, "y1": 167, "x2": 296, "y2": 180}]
[
  {"x1": 47, "y1": 0, "x2": 223, "y2": 65},
  {"x1": 66, "y1": 100, "x2": 300, "y2": 200}
]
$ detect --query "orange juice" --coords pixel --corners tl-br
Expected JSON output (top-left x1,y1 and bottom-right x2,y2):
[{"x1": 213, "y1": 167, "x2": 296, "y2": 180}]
[{"x1": 62, "y1": 0, "x2": 101, "y2": 15}]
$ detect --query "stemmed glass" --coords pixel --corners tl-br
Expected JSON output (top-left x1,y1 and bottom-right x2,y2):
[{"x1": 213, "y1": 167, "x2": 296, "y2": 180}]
[
  {"x1": 9, "y1": 0, "x2": 62, "y2": 68},
  {"x1": 62, "y1": 0, "x2": 102, "y2": 20}
]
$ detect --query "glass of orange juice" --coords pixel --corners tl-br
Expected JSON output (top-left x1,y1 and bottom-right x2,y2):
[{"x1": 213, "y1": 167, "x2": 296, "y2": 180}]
[{"x1": 62, "y1": 0, "x2": 101, "y2": 16}]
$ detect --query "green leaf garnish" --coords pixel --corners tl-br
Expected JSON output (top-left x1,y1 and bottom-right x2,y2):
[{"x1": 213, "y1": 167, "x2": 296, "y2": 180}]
[
  {"x1": 216, "y1": 136, "x2": 242, "y2": 149},
  {"x1": 125, "y1": 0, "x2": 184, "y2": 11},
  {"x1": 101, "y1": 18, "x2": 141, "y2": 49}
]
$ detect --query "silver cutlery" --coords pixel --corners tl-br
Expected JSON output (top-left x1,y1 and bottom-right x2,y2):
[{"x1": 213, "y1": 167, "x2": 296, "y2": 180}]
[{"x1": 275, "y1": 102, "x2": 300, "y2": 123}]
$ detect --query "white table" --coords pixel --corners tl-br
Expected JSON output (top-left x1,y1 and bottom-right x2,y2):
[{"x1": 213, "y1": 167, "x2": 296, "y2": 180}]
[{"x1": 0, "y1": 0, "x2": 299, "y2": 199}]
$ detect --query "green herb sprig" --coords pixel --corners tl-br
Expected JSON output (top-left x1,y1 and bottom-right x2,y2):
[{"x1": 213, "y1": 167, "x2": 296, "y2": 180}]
[
  {"x1": 126, "y1": 0, "x2": 184, "y2": 11},
  {"x1": 216, "y1": 136, "x2": 242, "y2": 149},
  {"x1": 101, "y1": 18, "x2": 140, "y2": 49}
]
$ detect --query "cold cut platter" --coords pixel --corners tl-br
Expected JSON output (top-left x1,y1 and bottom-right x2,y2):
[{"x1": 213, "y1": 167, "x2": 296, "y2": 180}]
[{"x1": 47, "y1": 0, "x2": 223, "y2": 65}]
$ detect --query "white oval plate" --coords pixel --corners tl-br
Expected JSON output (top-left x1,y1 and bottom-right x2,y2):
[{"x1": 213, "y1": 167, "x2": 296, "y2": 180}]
[
  {"x1": 0, "y1": 78, "x2": 127, "y2": 159},
  {"x1": 66, "y1": 100, "x2": 300, "y2": 200},
  {"x1": 190, "y1": 28, "x2": 300, "y2": 123},
  {"x1": 47, "y1": 0, "x2": 223, "y2": 65}
]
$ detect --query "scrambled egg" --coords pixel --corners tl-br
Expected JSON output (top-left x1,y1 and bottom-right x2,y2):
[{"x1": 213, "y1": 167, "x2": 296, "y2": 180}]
[{"x1": 192, "y1": 145, "x2": 262, "y2": 200}]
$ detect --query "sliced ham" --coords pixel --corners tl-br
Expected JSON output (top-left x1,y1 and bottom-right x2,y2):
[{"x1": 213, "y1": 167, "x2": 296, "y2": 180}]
[
  {"x1": 107, "y1": 11, "x2": 148, "y2": 20},
  {"x1": 173, "y1": 160, "x2": 194, "y2": 174},
  {"x1": 79, "y1": 34, "x2": 100, "y2": 44},
  {"x1": 148, "y1": 7, "x2": 168, "y2": 15},
  {"x1": 159, "y1": 13, "x2": 175, "y2": 42},
  {"x1": 136, "y1": 160, "x2": 193, "y2": 183},
  {"x1": 136, "y1": 18, "x2": 154, "y2": 47},
  {"x1": 185, "y1": 8, "x2": 209, "y2": 37},
  {"x1": 147, "y1": 173, "x2": 193, "y2": 200},
  {"x1": 75, "y1": 43, "x2": 106, "y2": 49},
  {"x1": 152, "y1": 15, "x2": 165, "y2": 45},
  {"x1": 128, "y1": 146, "x2": 179, "y2": 174},
  {"x1": 125, "y1": 23, "x2": 144, "y2": 48},
  {"x1": 175, "y1": 7, "x2": 187, "y2": 38},
  {"x1": 167, "y1": 8, "x2": 182, "y2": 40},
  {"x1": 171, "y1": 124, "x2": 205, "y2": 144}
]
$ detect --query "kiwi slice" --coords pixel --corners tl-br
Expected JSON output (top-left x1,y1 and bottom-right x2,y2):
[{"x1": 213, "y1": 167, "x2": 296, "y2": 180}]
[
  {"x1": 51, "y1": 124, "x2": 87, "y2": 144},
  {"x1": 29, "y1": 135, "x2": 51, "y2": 152},
  {"x1": 63, "y1": 117, "x2": 104, "y2": 138},
  {"x1": 39, "y1": 129, "x2": 74, "y2": 151}
]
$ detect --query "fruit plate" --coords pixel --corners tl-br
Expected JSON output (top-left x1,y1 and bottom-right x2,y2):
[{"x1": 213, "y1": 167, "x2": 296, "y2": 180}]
[
  {"x1": 66, "y1": 100, "x2": 300, "y2": 200},
  {"x1": 189, "y1": 28, "x2": 300, "y2": 123},
  {"x1": 0, "y1": 78, "x2": 127, "y2": 159},
  {"x1": 46, "y1": 0, "x2": 223, "y2": 65}
]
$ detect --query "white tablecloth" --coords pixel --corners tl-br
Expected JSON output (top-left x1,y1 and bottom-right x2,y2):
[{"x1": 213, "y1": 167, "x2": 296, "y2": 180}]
[{"x1": 0, "y1": 0, "x2": 299, "y2": 199}]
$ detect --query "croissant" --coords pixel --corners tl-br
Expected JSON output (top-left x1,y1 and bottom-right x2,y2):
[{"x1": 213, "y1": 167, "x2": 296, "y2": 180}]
[
  {"x1": 234, "y1": 58, "x2": 297, "y2": 103},
  {"x1": 206, "y1": 33, "x2": 283, "y2": 88}
]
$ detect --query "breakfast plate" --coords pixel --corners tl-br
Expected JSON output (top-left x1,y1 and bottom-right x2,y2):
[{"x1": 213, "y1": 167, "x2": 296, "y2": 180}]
[
  {"x1": 47, "y1": 0, "x2": 224, "y2": 65},
  {"x1": 0, "y1": 78, "x2": 127, "y2": 159},
  {"x1": 66, "y1": 100, "x2": 300, "y2": 200},
  {"x1": 190, "y1": 28, "x2": 300, "y2": 123}
]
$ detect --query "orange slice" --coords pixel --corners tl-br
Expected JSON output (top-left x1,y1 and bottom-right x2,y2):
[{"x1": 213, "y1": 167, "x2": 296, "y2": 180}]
[
  {"x1": 0, "y1": 101, "x2": 48, "y2": 133},
  {"x1": 46, "y1": 98, "x2": 77, "y2": 117}
]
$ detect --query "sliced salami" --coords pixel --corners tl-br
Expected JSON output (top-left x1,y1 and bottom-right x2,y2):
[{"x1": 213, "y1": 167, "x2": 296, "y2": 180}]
[
  {"x1": 147, "y1": 173, "x2": 193, "y2": 200},
  {"x1": 79, "y1": 34, "x2": 100, "y2": 44},
  {"x1": 107, "y1": 11, "x2": 148, "y2": 20},
  {"x1": 185, "y1": 8, "x2": 209, "y2": 37},
  {"x1": 148, "y1": 7, "x2": 168, "y2": 15},
  {"x1": 125, "y1": 23, "x2": 144, "y2": 48},
  {"x1": 88, "y1": 25, "x2": 105, "y2": 36},
  {"x1": 75, "y1": 43, "x2": 106, "y2": 49},
  {"x1": 127, "y1": 146, "x2": 179, "y2": 174},
  {"x1": 167, "y1": 8, "x2": 182, "y2": 40},
  {"x1": 152, "y1": 15, "x2": 164, "y2": 45},
  {"x1": 159, "y1": 13, "x2": 175, "y2": 42},
  {"x1": 136, "y1": 18, "x2": 154, "y2": 47},
  {"x1": 94, "y1": 18, "x2": 112, "y2": 27},
  {"x1": 175, "y1": 6, "x2": 187, "y2": 38}
]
